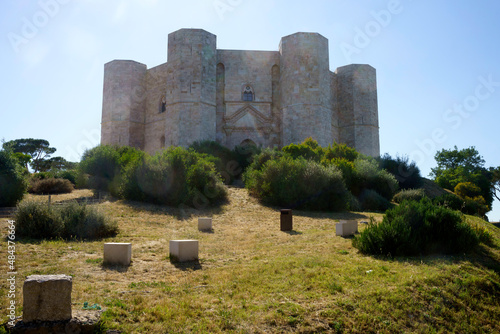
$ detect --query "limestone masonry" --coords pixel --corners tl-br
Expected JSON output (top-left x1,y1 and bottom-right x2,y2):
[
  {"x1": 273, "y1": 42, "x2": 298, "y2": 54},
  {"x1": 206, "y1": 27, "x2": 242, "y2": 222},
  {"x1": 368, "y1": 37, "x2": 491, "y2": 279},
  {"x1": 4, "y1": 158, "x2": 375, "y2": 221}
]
[{"x1": 101, "y1": 28, "x2": 380, "y2": 157}]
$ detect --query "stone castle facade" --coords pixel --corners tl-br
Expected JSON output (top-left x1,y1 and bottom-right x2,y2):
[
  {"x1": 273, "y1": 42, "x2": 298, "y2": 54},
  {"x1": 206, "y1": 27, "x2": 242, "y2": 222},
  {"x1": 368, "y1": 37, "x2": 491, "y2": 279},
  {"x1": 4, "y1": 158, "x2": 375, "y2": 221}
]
[{"x1": 101, "y1": 28, "x2": 380, "y2": 157}]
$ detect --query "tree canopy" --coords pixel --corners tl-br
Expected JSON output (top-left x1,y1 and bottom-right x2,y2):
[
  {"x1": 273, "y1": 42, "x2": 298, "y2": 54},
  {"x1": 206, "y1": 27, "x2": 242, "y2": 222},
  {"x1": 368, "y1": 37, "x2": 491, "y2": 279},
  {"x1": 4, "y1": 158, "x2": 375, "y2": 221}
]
[
  {"x1": 3, "y1": 138, "x2": 56, "y2": 173},
  {"x1": 430, "y1": 146, "x2": 493, "y2": 210}
]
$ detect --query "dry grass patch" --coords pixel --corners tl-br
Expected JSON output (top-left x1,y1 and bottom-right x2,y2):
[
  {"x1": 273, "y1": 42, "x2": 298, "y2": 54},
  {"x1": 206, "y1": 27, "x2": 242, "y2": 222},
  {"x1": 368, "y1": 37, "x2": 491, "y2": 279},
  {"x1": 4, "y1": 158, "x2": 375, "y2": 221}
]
[{"x1": 1, "y1": 187, "x2": 499, "y2": 333}]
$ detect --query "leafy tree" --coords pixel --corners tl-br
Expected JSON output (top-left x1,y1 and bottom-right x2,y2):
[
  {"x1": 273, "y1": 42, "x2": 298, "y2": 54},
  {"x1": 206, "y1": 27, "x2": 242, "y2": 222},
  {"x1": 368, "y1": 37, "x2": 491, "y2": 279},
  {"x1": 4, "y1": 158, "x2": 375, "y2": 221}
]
[
  {"x1": 430, "y1": 146, "x2": 493, "y2": 209},
  {"x1": 3, "y1": 138, "x2": 56, "y2": 173},
  {"x1": 491, "y1": 167, "x2": 500, "y2": 201},
  {"x1": 38, "y1": 156, "x2": 77, "y2": 172},
  {"x1": 0, "y1": 149, "x2": 28, "y2": 206}
]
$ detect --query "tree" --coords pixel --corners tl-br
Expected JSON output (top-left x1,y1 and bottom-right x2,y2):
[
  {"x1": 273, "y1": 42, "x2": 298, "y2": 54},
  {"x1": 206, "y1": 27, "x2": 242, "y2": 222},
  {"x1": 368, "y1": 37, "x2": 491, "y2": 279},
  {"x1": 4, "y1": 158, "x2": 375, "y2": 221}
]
[
  {"x1": 3, "y1": 138, "x2": 56, "y2": 173},
  {"x1": 38, "y1": 156, "x2": 77, "y2": 172},
  {"x1": 430, "y1": 146, "x2": 493, "y2": 210},
  {"x1": 0, "y1": 149, "x2": 28, "y2": 206},
  {"x1": 491, "y1": 167, "x2": 500, "y2": 201}
]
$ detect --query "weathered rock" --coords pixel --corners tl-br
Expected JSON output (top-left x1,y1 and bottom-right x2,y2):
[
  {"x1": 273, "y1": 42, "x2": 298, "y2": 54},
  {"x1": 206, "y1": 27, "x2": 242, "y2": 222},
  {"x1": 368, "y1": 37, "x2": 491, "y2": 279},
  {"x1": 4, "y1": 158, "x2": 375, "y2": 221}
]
[{"x1": 23, "y1": 275, "x2": 72, "y2": 323}]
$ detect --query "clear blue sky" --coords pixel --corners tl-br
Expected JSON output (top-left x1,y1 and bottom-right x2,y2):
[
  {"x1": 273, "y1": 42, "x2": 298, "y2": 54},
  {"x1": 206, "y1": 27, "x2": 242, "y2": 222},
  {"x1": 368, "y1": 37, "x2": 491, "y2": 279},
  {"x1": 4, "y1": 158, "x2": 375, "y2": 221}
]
[{"x1": 1, "y1": 0, "x2": 499, "y2": 220}]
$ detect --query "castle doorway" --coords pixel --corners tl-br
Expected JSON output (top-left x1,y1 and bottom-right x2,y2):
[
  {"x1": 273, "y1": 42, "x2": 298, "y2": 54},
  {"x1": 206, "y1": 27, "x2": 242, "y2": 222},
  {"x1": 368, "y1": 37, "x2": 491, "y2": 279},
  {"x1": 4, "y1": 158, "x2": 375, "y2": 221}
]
[{"x1": 240, "y1": 139, "x2": 257, "y2": 148}]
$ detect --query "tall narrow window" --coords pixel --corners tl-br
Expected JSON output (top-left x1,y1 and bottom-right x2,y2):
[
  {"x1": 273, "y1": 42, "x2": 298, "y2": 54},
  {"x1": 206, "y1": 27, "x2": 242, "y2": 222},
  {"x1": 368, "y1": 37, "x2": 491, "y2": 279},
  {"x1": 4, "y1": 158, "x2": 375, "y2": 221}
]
[
  {"x1": 159, "y1": 96, "x2": 166, "y2": 113},
  {"x1": 242, "y1": 86, "x2": 254, "y2": 101}
]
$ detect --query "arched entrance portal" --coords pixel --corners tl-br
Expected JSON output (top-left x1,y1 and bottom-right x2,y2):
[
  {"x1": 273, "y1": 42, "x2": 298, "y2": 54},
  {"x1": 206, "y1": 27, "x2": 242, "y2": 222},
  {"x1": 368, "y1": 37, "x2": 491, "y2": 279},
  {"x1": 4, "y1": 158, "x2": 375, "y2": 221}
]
[{"x1": 240, "y1": 139, "x2": 257, "y2": 148}]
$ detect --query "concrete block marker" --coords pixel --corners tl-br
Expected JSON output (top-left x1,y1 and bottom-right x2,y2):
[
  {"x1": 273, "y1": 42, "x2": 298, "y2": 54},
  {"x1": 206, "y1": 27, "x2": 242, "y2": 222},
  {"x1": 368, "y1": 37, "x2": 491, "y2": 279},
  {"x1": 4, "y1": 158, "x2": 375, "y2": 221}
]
[
  {"x1": 170, "y1": 240, "x2": 199, "y2": 262},
  {"x1": 198, "y1": 217, "x2": 213, "y2": 231},
  {"x1": 103, "y1": 242, "x2": 132, "y2": 266},
  {"x1": 23, "y1": 275, "x2": 72, "y2": 322},
  {"x1": 336, "y1": 220, "x2": 358, "y2": 237}
]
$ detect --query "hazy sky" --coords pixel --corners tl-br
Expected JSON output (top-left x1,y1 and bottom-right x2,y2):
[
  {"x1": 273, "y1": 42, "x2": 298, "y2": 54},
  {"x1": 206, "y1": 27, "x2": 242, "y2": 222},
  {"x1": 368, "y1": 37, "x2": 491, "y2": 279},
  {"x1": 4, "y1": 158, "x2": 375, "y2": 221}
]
[{"x1": 1, "y1": 0, "x2": 499, "y2": 220}]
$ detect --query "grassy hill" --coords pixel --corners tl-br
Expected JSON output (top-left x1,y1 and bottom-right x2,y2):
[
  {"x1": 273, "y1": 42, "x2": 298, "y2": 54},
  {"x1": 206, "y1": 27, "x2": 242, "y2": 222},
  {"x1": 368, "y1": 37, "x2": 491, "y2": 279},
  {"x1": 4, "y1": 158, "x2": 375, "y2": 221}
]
[{"x1": 1, "y1": 188, "x2": 500, "y2": 333}]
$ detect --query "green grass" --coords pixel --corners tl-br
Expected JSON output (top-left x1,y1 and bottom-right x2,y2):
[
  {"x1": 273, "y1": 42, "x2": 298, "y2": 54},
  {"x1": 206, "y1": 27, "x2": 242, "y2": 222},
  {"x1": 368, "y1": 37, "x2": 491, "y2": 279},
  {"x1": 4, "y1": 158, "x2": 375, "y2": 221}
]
[{"x1": 1, "y1": 188, "x2": 499, "y2": 333}]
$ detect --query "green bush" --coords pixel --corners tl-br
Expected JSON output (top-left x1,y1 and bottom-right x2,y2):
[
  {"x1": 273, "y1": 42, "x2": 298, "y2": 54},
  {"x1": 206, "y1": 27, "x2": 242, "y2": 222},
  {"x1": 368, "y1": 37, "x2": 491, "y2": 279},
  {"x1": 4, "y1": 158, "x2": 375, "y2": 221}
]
[
  {"x1": 15, "y1": 201, "x2": 117, "y2": 240},
  {"x1": 79, "y1": 145, "x2": 145, "y2": 196},
  {"x1": 393, "y1": 189, "x2": 426, "y2": 204},
  {"x1": 190, "y1": 140, "x2": 238, "y2": 184},
  {"x1": 232, "y1": 142, "x2": 261, "y2": 173},
  {"x1": 353, "y1": 199, "x2": 479, "y2": 256},
  {"x1": 244, "y1": 156, "x2": 348, "y2": 211},
  {"x1": 433, "y1": 193, "x2": 463, "y2": 211},
  {"x1": 322, "y1": 143, "x2": 359, "y2": 163},
  {"x1": 121, "y1": 147, "x2": 227, "y2": 208},
  {"x1": 0, "y1": 150, "x2": 28, "y2": 206},
  {"x1": 282, "y1": 137, "x2": 324, "y2": 162},
  {"x1": 353, "y1": 159, "x2": 399, "y2": 200},
  {"x1": 15, "y1": 201, "x2": 63, "y2": 239},
  {"x1": 60, "y1": 202, "x2": 118, "y2": 239},
  {"x1": 358, "y1": 189, "x2": 391, "y2": 212},
  {"x1": 378, "y1": 154, "x2": 423, "y2": 190},
  {"x1": 29, "y1": 178, "x2": 74, "y2": 194}
]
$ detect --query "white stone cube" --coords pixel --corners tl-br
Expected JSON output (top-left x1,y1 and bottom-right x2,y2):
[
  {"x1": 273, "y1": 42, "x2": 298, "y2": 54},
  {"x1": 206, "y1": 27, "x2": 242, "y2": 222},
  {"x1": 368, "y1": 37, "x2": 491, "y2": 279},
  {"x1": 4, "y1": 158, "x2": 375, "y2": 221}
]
[
  {"x1": 103, "y1": 243, "x2": 132, "y2": 266},
  {"x1": 170, "y1": 240, "x2": 199, "y2": 262},
  {"x1": 23, "y1": 275, "x2": 72, "y2": 322},
  {"x1": 336, "y1": 220, "x2": 358, "y2": 236},
  {"x1": 198, "y1": 217, "x2": 212, "y2": 231}
]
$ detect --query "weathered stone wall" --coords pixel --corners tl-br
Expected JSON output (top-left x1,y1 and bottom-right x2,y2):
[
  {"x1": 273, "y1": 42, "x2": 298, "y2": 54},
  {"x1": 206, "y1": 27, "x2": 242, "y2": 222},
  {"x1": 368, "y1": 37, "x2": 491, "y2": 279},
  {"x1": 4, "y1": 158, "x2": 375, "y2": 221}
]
[
  {"x1": 280, "y1": 33, "x2": 333, "y2": 147},
  {"x1": 164, "y1": 29, "x2": 217, "y2": 147},
  {"x1": 216, "y1": 50, "x2": 280, "y2": 148},
  {"x1": 336, "y1": 64, "x2": 379, "y2": 157},
  {"x1": 144, "y1": 63, "x2": 169, "y2": 153},
  {"x1": 101, "y1": 60, "x2": 146, "y2": 149},
  {"x1": 101, "y1": 29, "x2": 380, "y2": 157}
]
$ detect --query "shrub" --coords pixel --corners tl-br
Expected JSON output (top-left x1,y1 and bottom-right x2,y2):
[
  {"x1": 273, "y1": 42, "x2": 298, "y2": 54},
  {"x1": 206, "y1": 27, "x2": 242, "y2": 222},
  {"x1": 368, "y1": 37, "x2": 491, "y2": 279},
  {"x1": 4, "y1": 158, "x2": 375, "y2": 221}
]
[
  {"x1": 79, "y1": 145, "x2": 145, "y2": 196},
  {"x1": 378, "y1": 154, "x2": 423, "y2": 190},
  {"x1": 15, "y1": 201, "x2": 63, "y2": 239},
  {"x1": 353, "y1": 159, "x2": 399, "y2": 200},
  {"x1": 244, "y1": 156, "x2": 349, "y2": 211},
  {"x1": 353, "y1": 199, "x2": 480, "y2": 256},
  {"x1": 282, "y1": 137, "x2": 324, "y2": 162},
  {"x1": 232, "y1": 142, "x2": 261, "y2": 172},
  {"x1": 190, "y1": 140, "x2": 238, "y2": 184},
  {"x1": 121, "y1": 147, "x2": 227, "y2": 207},
  {"x1": 79, "y1": 145, "x2": 121, "y2": 192},
  {"x1": 454, "y1": 182, "x2": 482, "y2": 199},
  {"x1": 322, "y1": 143, "x2": 359, "y2": 162},
  {"x1": 29, "y1": 178, "x2": 74, "y2": 194},
  {"x1": 0, "y1": 150, "x2": 28, "y2": 206},
  {"x1": 393, "y1": 189, "x2": 426, "y2": 204},
  {"x1": 56, "y1": 170, "x2": 78, "y2": 185},
  {"x1": 15, "y1": 201, "x2": 117, "y2": 240},
  {"x1": 60, "y1": 202, "x2": 118, "y2": 239},
  {"x1": 433, "y1": 193, "x2": 463, "y2": 211},
  {"x1": 358, "y1": 189, "x2": 391, "y2": 212}
]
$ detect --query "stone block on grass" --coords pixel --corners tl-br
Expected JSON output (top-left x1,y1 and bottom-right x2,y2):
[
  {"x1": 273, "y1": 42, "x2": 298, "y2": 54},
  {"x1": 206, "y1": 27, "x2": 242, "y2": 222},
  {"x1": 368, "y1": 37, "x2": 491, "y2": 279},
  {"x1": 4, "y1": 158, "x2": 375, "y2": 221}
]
[
  {"x1": 198, "y1": 217, "x2": 212, "y2": 231},
  {"x1": 103, "y1": 242, "x2": 132, "y2": 266},
  {"x1": 23, "y1": 275, "x2": 72, "y2": 322},
  {"x1": 336, "y1": 220, "x2": 358, "y2": 236},
  {"x1": 169, "y1": 240, "x2": 199, "y2": 262}
]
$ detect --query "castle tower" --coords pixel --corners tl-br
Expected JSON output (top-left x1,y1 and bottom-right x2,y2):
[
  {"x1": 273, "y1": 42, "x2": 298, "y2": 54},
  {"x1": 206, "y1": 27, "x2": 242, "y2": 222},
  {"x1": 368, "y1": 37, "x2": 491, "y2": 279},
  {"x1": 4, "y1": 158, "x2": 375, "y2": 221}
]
[
  {"x1": 164, "y1": 29, "x2": 217, "y2": 147},
  {"x1": 101, "y1": 60, "x2": 147, "y2": 149},
  {"x1": 336, "y1": 64, "x2": 380, "y2": 157},
  {"x1": 279, "y1": 33, "x2": 332, "y2": 147}
]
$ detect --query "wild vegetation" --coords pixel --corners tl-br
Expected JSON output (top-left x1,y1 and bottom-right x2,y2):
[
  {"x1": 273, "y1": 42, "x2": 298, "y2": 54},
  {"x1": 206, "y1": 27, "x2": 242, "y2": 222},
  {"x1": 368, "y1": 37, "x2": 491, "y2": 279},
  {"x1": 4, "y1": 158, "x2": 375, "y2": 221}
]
[
  {"x1": 14, "y1": 200, "x2": 117, "y2": 240},
  {"x1": 244, "y1": 139, "x2": 399, "y2": 212},
  {"x1": 1, "y1": 188, "x2": 499, "y2": 333}
]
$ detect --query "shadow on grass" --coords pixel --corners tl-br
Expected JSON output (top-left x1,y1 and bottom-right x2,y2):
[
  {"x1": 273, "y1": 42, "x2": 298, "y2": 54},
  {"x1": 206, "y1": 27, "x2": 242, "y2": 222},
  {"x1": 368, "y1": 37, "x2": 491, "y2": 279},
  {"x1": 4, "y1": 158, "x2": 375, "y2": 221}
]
[
  {"x1": 119, "y1": 198, "x2": 227, "y2": 221},
  {"x1": 101, "y1": 262, "x2": 130, "y2": 273},
  {"x1": 282, "y1": 230, "x2": 303, "y2": 236},
  {"x1": 169, "y1": 258, "x2": 202, "y2": 271}
]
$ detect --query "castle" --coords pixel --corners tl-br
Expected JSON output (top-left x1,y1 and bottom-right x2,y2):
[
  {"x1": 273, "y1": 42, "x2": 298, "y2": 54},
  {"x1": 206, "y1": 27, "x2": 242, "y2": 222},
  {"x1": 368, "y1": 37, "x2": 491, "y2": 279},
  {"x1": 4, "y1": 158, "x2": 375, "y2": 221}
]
[{"x1": 101, "y1": 28, "x2": 380, "y2": 157}]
